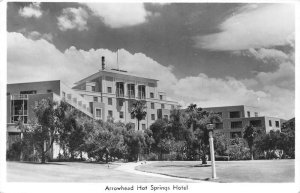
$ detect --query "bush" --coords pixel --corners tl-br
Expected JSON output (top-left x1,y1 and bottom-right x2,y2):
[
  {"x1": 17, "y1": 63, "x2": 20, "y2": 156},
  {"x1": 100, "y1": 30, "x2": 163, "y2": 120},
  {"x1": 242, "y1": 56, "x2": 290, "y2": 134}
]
[
  {"x1": 228, "y1": 145, "x2": 251, "y2": 160},
  {"x1": 7, "y1": 140, "x2": 22, "y2": 161},
  {"x1": 147, "y1": 152, "x2": 158, "y2": 161}
]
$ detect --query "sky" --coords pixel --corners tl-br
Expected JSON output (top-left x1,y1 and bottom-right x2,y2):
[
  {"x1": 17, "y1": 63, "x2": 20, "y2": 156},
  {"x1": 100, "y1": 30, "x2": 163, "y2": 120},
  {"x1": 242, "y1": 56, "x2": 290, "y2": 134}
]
[{"x1": 6, "y1": 2, "x2": 295, "y2": 119}]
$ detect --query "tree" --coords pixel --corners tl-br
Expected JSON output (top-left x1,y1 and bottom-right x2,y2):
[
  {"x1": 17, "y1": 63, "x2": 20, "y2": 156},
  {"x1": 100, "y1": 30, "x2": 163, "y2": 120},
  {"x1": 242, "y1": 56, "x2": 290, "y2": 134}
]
[
  {"x1": 255, "y1": 129, "x2": 295, "y2": 159},
  {"x1": 243, "y1": 125, "x2": 257, "y2": 160},
  {"x1": 182, "y1": 104, "x2": 221, "y2": 163},
  {"x1": 56, "y1": 102, "x2": 86, "y2": 160},
  {"x1": 28, "y1": 99, "x2": 61, "y2": 163},
  {"x1": 130, "y1": 101, "x2": 147, "y2": 131},
  {"x1": 124, "y1": 130, "x2": 147, "y2": 162}
]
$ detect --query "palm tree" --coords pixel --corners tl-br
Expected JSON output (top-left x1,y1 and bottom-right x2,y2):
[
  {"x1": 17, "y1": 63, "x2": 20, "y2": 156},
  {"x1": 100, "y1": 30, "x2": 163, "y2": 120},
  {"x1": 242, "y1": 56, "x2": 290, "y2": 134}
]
[{"x1": 130, "y1": 101, "x2": 147, "y2": 131}]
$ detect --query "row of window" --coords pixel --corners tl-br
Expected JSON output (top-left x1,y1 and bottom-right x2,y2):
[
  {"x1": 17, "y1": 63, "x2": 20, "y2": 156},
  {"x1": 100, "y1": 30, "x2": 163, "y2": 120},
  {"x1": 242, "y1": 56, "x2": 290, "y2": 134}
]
[
  {"x1": 95, "y1": 108, "x2": 168, "y2": 121},
  {"x1": 216, "y1": 111, "x2": 259, "y2": 118},
  {"x1": 224, "y1": 120, "x2": 280, "y2": 129},
  {"x1": 91, "y1": 85, "x2": 164, "y2": 100},
  {"x1": 93, "y1": 97, "x2": 170, "y2": 109}
]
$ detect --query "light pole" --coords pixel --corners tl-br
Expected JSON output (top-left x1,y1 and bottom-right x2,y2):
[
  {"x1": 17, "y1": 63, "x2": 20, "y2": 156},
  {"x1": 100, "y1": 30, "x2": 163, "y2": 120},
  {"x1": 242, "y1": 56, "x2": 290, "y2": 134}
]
[{"x1": 206, "y1": 123, "x2": 217, "y2": 179}]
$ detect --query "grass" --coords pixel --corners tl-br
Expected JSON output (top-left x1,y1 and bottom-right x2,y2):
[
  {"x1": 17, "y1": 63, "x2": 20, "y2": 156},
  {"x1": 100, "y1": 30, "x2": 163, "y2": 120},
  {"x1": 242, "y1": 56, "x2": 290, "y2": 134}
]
[
  {"x1": 7, "y1": 161, "x2": 184, "y2": 183},
  {"x1": 136, "y1": 160, "x2": 295, "y2": 183}
]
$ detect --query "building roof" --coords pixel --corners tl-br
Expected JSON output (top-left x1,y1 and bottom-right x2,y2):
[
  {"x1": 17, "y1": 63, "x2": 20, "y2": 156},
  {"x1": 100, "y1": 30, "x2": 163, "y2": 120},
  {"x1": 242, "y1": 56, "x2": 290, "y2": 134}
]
[{"x1": 74, "y1": 69, "x2": 158, "y2": 85}]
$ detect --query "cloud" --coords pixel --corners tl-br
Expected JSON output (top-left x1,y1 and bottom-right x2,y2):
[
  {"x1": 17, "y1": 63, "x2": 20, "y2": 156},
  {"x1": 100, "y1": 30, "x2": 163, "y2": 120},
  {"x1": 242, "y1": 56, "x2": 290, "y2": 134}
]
[
  {"x1": 27, "y1": 31, "x2": 53, "y2": 42},
  {"x1": 195, "y1": 4, "x2": 294, "y2": 51},
  {"x1": 256, "y1": 62, "x2": 295, "y2": 90},
  {"x1": 19, "y1": 2, "x2": 42, "y2": 18},
  {"x1": 7, "y1": 32, "x2": 294, "y2": 119},
  {"x1": 85, "y1": 3, "x2": 149, "y2": 28},
  {"x1": 57, "y1": 7, "x2": 88, "y2": 31}
]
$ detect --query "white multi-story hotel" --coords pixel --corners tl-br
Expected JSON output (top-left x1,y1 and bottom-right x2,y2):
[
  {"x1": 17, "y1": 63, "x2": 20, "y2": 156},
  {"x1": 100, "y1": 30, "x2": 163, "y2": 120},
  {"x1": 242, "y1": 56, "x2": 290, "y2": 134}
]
[{"x1": 72, "y1": 56, "x2": 179, "y2": 130}]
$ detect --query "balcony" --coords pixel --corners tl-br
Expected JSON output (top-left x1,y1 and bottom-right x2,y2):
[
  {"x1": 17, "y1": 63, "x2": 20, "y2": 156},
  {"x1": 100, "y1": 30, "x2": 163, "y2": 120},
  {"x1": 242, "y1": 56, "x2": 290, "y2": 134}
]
[
  {"x1": 116, "y1": 89, "x2": 125, "y2": 98},
  {"x1": 138, "y1": 92, "x2": 146, "y2": 100},
  {"x1": 127, "y1": 90, "x2": 135, "y2": 99}
]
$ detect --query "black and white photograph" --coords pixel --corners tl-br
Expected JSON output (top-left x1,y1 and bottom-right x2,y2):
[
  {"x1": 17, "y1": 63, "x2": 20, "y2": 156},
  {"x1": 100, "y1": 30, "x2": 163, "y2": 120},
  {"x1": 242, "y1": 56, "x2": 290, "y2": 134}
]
[{"x1": 0, "y1": 1, "x2": 298, "y2": 193}]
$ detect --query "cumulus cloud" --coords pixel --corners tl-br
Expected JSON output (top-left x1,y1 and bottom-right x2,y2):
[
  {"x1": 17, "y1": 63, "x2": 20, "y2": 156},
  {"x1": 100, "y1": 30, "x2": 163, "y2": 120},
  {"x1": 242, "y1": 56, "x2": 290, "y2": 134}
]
[
  {"x1": 195, "y1": 4, "x2": 294, "y2": 51},
  {"x1": 57, "y1": 7, "x2": 88, "y2": 31},
  {"x1": 85, "y1": 3, "x2": 149, "y2": 28},
  {"x1": 19, "y1": 2, "x2": 42, "y2": 18},
  {"x1": 27, "y1": 31, "x2": 53, "y2": 42},
  {"x1": 7, "y1": 32, "x2": 294, "y2": 119}
]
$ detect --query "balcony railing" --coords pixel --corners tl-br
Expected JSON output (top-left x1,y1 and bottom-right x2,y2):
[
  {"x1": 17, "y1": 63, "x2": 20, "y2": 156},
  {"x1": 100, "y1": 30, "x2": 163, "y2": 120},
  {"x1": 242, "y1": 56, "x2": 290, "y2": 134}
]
[
  {"x1": 116, "y1": 89, "x2": 125, "y2": 98},
  {"x1": 11, "y1": 94, "x2": 28, "y2": 100},
  {"x1": 127, "y1": 90, "x2": 135, "y2": 99},
  {"x1": 138, "y1": 92, "x2": 146, "y2": 100}
]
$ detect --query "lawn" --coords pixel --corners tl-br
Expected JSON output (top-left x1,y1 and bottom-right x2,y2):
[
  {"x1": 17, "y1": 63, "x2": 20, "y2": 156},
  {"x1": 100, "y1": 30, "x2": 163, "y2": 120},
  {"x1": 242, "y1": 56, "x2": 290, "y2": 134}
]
[
  {"x1": 135, "y1": 160, "x2": 295, "y2": 183},
  {"x1": 7, "y1": 161, "x2": 185, "y2": 183}
]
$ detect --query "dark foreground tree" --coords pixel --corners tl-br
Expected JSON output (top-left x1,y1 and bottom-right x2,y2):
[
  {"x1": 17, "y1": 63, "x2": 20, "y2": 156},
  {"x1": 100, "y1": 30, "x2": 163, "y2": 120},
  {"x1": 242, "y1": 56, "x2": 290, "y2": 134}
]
[
  {"x1": 28, "y1": 99, "x2": 61, "y2": 163},
  {"x1": 243, "y1": 125, "x2": 257, "y2": 160}
]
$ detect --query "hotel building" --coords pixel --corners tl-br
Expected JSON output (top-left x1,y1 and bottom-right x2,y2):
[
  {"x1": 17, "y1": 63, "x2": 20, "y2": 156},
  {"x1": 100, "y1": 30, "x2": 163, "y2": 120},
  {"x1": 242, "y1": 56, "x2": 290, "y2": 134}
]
[
  {"x1": 203, "y1": 105, "x2": 282, "y2": 138},
  {"x1": 6, "y1": 57, "x2": 179, "y2": 149}
]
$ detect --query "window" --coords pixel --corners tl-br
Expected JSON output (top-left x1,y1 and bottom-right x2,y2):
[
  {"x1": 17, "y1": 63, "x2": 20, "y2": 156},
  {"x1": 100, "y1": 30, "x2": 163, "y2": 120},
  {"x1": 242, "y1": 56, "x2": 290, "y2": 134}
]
[
  {"x1": 93, "y1": 96, "x2": 98, "y2": 102},
  {"x1": 150, "y1": 92, "x2": 154, "y2": 98},
  {"x1": 107, "y1": 87, "x2": 112, "y2": 93},
  {"x1": 275, "y1": 121, "x2": 280, "y2": 127},
  {"x1": 20, "y1": 90, "x2": 37, "y2": 94},
  {"x1": 229, "y1": 111, "x2": 240, "y2": 118},
  {"x1": 73, "y1": 98, "x2": 77, "y2": 104},
  {"x1": 120, "y1": 111, "x2": 124, "y2": 119},
  {"x1": 67, "y1": 94, "x2": 72, "y2": 100},
  {"x1": 164, "y1": 115, "x2": 168, "y2": 120},
  {"x1": 91, "y1": 86, "x2": 95, "y2": 92},
  {"x1": 142, "y1": 124, "x2": 146, "y2": 130},
  {"x1": 47, "y1": 89, "x2": 52, "y2": 93},
  {"x1": 96, "y1": 109, "x2": 102, "y2": 118},
  {"x1": 255, "y1": 112, "x2": 258, "y2": 117},
  {"x1": 269, "y1": 120, "x2": 272, "y2": 127},
  {"x1": 250, "y1": 120, "x2": 262, "y2": 127},
  {"x1": 78, "y1": 101, "x2": 82, "y2": 106},
  {"x1": 231, "y1": 132, "x2": 242, "y2": 139},
  {"x1": 108, "y1": 110, "x2": 113, "y2": 117},
  {"x1": 151, "y1": 103, "x2": 155, "y2": 109},
  {"x1": 161, "y1": 104, "x2": 165, "y2": 109},
  {"x1": 151, "y1": 114, "x2": 155, "y2": 120},
  {"x1": 159, "y1": 95, "x2": 163, "y2": 100},
  {"x1": 62, "y1": 92, "x2": 66, "y2": 99},
  {"x1": 108, "y1": 98, "x2": 112, "y2": 105},
  {"x1": 231, "y1": 121, "x2": 242, "y2": 129},
  {"x1": 7, "y1": 92, "x2": 10, "y2": 96},
  {"x1": 119, "y1": 100, "x2": 123, "y2": 106},
  {"x1": 247, "y1": 111, "x2": 250, "y2": 117}
]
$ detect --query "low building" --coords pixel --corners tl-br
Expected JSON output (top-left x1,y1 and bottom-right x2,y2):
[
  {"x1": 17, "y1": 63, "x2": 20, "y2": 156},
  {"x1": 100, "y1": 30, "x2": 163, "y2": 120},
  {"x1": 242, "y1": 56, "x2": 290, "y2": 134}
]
[{"x1": 203, "y1": 105, "x2": 282, "y2": 138}]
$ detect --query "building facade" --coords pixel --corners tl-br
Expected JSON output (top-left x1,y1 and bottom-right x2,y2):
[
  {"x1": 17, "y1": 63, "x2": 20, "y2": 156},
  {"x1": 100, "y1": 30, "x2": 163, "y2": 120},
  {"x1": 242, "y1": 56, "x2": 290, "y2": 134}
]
[
  {"x1": 203, "y1": 105, "x2": 282, "y2": 138},
  {"x1": 72, "y1": 59, "x2": 179, "y2": 130}
]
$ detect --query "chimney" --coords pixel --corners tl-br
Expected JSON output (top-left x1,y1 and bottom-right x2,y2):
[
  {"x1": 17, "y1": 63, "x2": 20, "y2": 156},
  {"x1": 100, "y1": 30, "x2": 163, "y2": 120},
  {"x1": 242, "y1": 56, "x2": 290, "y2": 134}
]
[{"x1": 101, "y1": 56, "x2": 105, "y2": 70}]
